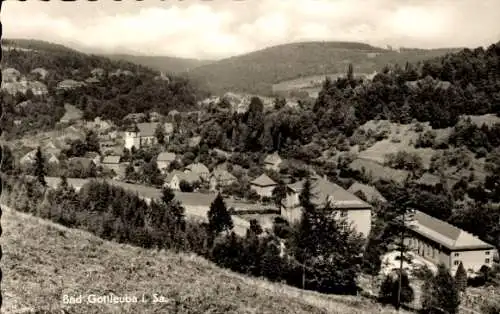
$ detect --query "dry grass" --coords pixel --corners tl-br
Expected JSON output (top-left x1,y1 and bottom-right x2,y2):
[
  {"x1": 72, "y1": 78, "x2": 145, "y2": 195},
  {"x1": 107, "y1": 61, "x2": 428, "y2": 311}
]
[{"x1": 1, "y1": 206, "x2": 406, "y2": 314}]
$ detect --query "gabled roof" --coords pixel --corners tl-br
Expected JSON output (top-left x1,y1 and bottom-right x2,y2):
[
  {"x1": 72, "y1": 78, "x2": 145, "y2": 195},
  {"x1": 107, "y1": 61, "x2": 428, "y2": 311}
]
[
  {"x1": 408, "y1": 211, "x2": 496, "y2": 251},
  {"x1": 250, "y1": 174, "x2": 277, "y2": 187},
  {"x1": 157, "y1": 152, "x2": 176, "y2": 162},
  {"x1": 68, "y1": 157, "x2": 94, "y2": 168},
  {"x1": 288, "y1": 177, "x2": 371, "y2": 209},
  {"x1": 347, "y1": 182, "x2": 387, "y2": 203},
  {"x1": 211, "y1": 169, "x2": 236, "y2": 181},
  {"x1": 264, "y1": 152, "x2": 282, "y2": 165},
  {"x1": 185, "y1": 162, "x2": 209, "y2": 174},
  {"x1": 188, "y1": 136, "x2": 201, "y2": 147},
  {"x1": 137, "y1": 122, "x2": 158, "y2": 137},
  {"x1": 102, "y1": 155, "x2": 121, "y2": 164},
  {"x1": 166, "y1": 170, "x2": 201, "y2": 184}
]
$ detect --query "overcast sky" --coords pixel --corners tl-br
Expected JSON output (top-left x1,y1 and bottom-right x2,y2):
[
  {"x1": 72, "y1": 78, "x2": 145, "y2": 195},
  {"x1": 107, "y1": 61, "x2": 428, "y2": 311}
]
[{"x1": 3, "y1": 0, "x2": 500, "y2": 60}]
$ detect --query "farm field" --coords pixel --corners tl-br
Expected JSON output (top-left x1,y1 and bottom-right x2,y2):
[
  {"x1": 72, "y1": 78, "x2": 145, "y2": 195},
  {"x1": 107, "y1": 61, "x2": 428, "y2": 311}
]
[{"x1": 1, "y1": 205, "x2": 408, "y2": 314}]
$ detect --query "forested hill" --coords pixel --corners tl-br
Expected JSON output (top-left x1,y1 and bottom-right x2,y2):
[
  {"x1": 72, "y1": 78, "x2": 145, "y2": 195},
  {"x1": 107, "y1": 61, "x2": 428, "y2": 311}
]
[
  {"x1": 1, "y1": 39, "x2": 208, "y2": 136},
  {"x1": 104, "y1": 53, "x2": 213, "y2": 74},
  {"x1": 185, "y1": 41, "x2": 462, "y2": 96}
]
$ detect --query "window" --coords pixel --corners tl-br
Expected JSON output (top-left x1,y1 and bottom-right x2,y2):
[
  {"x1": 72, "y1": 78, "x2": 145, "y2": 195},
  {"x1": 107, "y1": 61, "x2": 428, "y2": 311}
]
[
  {"x1": 485, "y1": 259, "x2": 490, "y2": 264},
  {"x1": 454, "y1": 260, "x2": 460, "y2": 266},
  {"x1": 454, "y1": 253, "x2": 459, "y2": 257},
  {"x1": 486, "y1": 251, "x2": 490, "y2": 255}
]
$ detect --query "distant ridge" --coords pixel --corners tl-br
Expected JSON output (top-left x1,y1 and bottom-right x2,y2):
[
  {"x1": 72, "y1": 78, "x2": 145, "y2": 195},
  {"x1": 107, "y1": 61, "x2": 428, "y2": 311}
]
[
  {"x1": 183, "y1": 41, "x2": 462, "y2": 96},
  {"x1": 103, "y1": 53, "x2": 214, "y2": 75}
]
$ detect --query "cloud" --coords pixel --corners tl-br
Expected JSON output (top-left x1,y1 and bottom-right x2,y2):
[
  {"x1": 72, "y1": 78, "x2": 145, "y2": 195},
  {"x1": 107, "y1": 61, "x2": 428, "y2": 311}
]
[{"x1": 3, "y1": 0, "x2": 500, "y2": 59}]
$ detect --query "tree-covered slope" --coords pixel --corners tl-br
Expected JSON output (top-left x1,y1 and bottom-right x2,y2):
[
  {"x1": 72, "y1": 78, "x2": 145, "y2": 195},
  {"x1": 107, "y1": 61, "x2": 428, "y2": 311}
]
[
  {"x1": 104, "y1": 53, "x2": 213, "y2": 74},
  {"x1": 186, "y1": 41, "x2": 462, "y2": 95}
]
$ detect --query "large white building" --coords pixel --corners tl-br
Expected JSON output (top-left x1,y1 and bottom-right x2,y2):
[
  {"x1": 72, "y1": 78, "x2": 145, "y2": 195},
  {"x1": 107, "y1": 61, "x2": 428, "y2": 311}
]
[
  {"x1": 125, "y1": 122, "x2": 174, "y2": 150},
  {"x1": 282, "y1": 176, "x2": 372, "y2": 238}
]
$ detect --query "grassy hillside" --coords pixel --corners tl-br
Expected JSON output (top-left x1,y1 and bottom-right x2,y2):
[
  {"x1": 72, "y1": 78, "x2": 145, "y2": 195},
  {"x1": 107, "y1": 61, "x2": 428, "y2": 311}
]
[
  {"x1": 104, "y1": 53, "x2": 214, "y2": 74},
  {"x1": 186, "y1": 41, "x2": 462, "y2": 96},
  {"x1": 1, "y1": 206, "x2": 404, "y2": 314}
]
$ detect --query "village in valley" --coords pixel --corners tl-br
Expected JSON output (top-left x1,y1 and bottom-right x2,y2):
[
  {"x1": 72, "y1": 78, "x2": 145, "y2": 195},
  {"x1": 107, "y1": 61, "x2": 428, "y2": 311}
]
[{"x1": 1, "y1": 6, "x2": 500, "y2": 313}]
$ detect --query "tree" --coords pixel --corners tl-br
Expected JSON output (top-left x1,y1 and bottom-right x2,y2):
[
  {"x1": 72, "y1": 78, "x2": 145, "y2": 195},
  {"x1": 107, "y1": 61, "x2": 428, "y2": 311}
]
[
  {"x1": 179, "y1": 180, "x2": 194, "y2": 192},
  {"x1": 84, "y1": 130, "x2": 100, "y2": 153},
  {"x1": 379, "y1": 271, "x2": 414, "y2": 308},
  {"x1": 248, "y1": 219, "x2": 263, "y2": 237},
  {"x1": 272, "y1": 181, "x2": 287, "y2": 213},
  {"x1": 421, "y1": 263, "x2": 461, "y2": 314},
  {"x1": 34, "y1": 146, "x2": 46, "y2": 186},
  {"x1": 207, "y1": 193, "x2": 233, "y2": 235},
  {"x1": 455, "y1": 262, "x2": 468, "y2": 292},
  {"x1": 161, "y1": 186, "x2": 176, "y2": 205},
  {"x1": 155, "y1": 123, "x2": 165, "y2": 145},
  {"x1": 0, "y1": 144, "x2": 15, "y2": 174}
]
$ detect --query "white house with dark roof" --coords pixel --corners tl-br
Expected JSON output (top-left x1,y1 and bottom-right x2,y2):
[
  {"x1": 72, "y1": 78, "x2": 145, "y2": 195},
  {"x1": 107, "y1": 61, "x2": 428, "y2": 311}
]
[
  {"x1": 264, "y1": 152, "x2": 283, "y2": 171},
  {"x1": 124, "y1": 122, "x2": 163, "y2": 150},
  {"x1": 250, "y1": 174, "x2": 277, "y2": 198},
  {"x1": 283, "y1": 176, "x2": 372, "y2": 238},
  {"x1": 165, "y1": 170, "x2": 201, "y2": 190},
  {"x1": 404, "y1": 211, "x2": 497, "y2": 276},
  {"x1": 156, "y1": 152, "x2": 177, "y2": 173}
]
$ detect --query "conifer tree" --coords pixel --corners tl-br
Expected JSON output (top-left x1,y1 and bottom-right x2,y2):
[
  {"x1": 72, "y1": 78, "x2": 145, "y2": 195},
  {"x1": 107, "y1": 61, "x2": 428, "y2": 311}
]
[
  {"x1": 422, "y1": 263, "x2": 461, "y2": 314},
  {"x1": 379, "y1": 271, "x2": 414, "y2": 307},
  {"x1": 207, "y1": 193, "x2": 233, "y2": 235},
  {"x1": 34, "y1": 146, "x2": 46, "y2": 186},
  {"x1": 455, "y1": 261, "x2": 468, "y2": 292},
  {"x1": 155, "y1": 123, "x2": 165, "y2": 145}
]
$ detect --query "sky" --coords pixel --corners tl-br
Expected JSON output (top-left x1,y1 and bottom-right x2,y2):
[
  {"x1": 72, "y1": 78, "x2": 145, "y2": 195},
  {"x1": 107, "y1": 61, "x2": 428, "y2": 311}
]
[{"x1": 3, "y1": 0, "x2": 500, "y2": 60}]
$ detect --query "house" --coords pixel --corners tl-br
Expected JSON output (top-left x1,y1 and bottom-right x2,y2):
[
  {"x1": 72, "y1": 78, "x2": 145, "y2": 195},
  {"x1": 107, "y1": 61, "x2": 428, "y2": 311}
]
[
  {"x1": 347, "y1": 182, "x2": 387, "y2": 204},
  {"x1": 209, "y1": 169, "x2": 237, "y2": 192},
  {"x1": 164, "y1": 122, "x2": 174, "y2": 142},
  {"x1": 85, "y1": 77, "x2": 100, "y2": 84},
  {"x1": 2, "y1": 67, "x2": 21, "y2": 83},
  {"x1": 19, "y1": 149, "x2": 59, "y2": 167},
  {"x1": 86, "y1": 117, "x2": 112, "y2": 134},
  {"x1": 91, "y1": 68, "x2": 105, "y2": 78},
  {"x1": 68, "y1": 157, "x2": 94, "y2": 169},
  {"x1": 184, "y1": 162, "x2": 210, "y2": 181},
  {"x1": 124, "y1": 122, "x2": 165, "y2": 150},
  {"x1": 250, "y1": 174, "x2": 277, "y2": 198},
  {"x1": 102, "y1": 155, "x2": 122, "y2": 174},
  {"x1": 149, "y1": 111, "x2": 163, "y2": 122},
  {"x1": 165, "y1": 170, "x2": 201, "y2": 191},
  {"x1": 59, "y1": 104, "x2": 84, "y2": 124},
  {"x1": 31, "y1": 67, "x2": 49, "y2": 80},
  {"x1": 283, "y1": 176, "x2": 372, "y2": 238},
  {"x1": 57, "y1": 79, "x2": 85, "y2": 90},
  {"x1": 123, "y1": 113, "x2": 146, "y2": 123},
  {"x1": 156, "y1": 152, "x2": 177, "y2": 173},
  {"x1": 84, "y1": 152, "x2": 101, "y2": 166},
  {"x1": 404, "y1": 211, "x2": 497, "y2": 276},
  {"x1": 264, "y1": 152, "x2": 283, "y2": 171},
  {"x1": 188, "y1": 136, "x2": 201, "y2": 148}
]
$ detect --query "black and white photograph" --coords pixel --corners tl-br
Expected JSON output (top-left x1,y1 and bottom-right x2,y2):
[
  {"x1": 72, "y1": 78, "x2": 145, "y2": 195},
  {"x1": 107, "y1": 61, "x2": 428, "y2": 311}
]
[{"x1": 0, "y1": 0, "x2": 500, "y2": 313}]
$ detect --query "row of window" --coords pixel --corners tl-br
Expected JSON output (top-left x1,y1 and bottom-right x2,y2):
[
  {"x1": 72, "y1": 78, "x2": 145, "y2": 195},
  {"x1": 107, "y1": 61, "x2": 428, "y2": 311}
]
[
  {"x1": 454, "y1": 259, "x2": 490, "y2": 266},
  {"x1": 454, "y1": 251, "x2": 490, "y2": 257}
]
